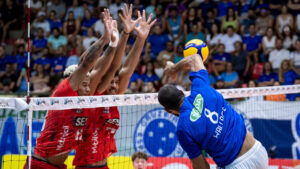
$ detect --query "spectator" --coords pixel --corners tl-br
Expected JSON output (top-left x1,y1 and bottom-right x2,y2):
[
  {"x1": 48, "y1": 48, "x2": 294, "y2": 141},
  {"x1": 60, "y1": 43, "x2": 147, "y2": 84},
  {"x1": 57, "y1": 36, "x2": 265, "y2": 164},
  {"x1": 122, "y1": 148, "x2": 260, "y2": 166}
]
[
  {"x1": 0, "y1": 46, "x2": 12, "y2": 73},
  {"x1": 0, "y1": 63, "x2": 17, "y2": 93},
  {"x1": 217, "y1": 0, "x2": 234, "y2": 18},
  {"x1": 32, "y1": 28, "x2": 48, "y2": 56},
  {"x1": 16, "y1": 67, "x2": 28, "y2": 93},
  {"x1": 31, "y1": 11, "x2": 51, "y2": 37},
  {"x1": 93, "y1": 10, "x2": 105, "y2": 38},
  {"x1": 132, "y1": 152, "x2": 148, "y2": 169},
  {"x1": 247, "y1": 80, "x2": 265, "y2": 100},
  {"x1": 186, "y1": 23, "x2": 205, "y2": 42},
  {"x1": 276, "y1": 5, "x2": 294, "y2": 35},
  {"x1": 296, "y1": 12, "x2": 300, "y2": 34},
  {"x1": 184, "y1": 7, "x2": 200, "y2": 37},
  {"x1": 212, "y1": 44, "x2": 230, "y2": 77},
  {"x1": 287, "y1": 0, "x2": 300, "y2": 16},
  {"x1": 269, "y1": 38, "x2": 290, "y2": 70},
  {"x1": 243, "y1": 23, "x2": 262, "y2": 63},
  {"x1": 157, "y1": 41, "x2": 174, "y2": 67},
  {"x1": 256, "y1": 8, "x2": 274, "y2": 35},
  {"x1": 47, "y1": 0, "x2": 66, "y2": 20},
  {"x1": 65, "y1": 0, "x2": 84, "y2": 20},
  {"x1": 145, "y1": 0, "x2": 156, "y2": 18},
  {"x1": 238, "y1": 0, "x2": 251, "y2": 17},
  {"x1": 231, "y1": 41, "x2": 250, "y2": 79},
  {"x1": 63, "y1": 11, "x2": 80, "y2": 38},
  {"x1": 220, "y1": 26, "x2": 242, "y2": 53},
  {"x1": 204, "y1": 9, "x2": 220, "y2": 34},
  {"x1": 25, "y1": 0, "x2": 42, "y2": 14},
  {"x1": 14, "y1": 44, "x2": 28, "y2": 72},
  {"x1": 173, "y1": 43, "x2": 184, "y2": 64},
  {"x1": 248, "y1": 80, "x2": 257, "y2": 88},
  {"x1": 206, "y1": 23, "x2": 222, "y2": 52},
  {"x1": 47, "y1": 10, "x2": 63, "y2": 33},
  {"x1": 290, "y1": 40, "x2": 300, "y2": 69},
  {"x1": 51, "y1": 46, "x2": 67, "y2": 76},
  {"x1": 239, "y1": 8, "x2": 256, "y2": 35},
  {"x1": 215, "y1": 76, "x2": 225, "y2": 89},
  {"x1": 81, "y1": 9, "x2": 98, "y2": 36},
  {"x1": 82, "y1": 28, "x2": 97, "y2": 50},
  {"x1": 34, "y1": 47, "x2": 52, "y2": 73},
  {"x1": 281, "y1": 25, "x2": 297, "y2": 50},
  {"x1": 166, "y1": 6, "x2": 183, "y2": 44},
  {"x1": 199, "y1": 0, "x2": 218, "y2": 18},
  {"x1": 221, "y1": 7, "x2": 239, "y2": 33},
  {"x1": 269, "y1": 0, "x2": 287, "y2": 16},
  {"x1": 142, "y1": 81, "x2": 157, "y2": 93},
  {"x1": 48, "y1": 28, "x2": 67, "y2": 54},
  {"x1": 140, "y1": 62, "x2": 159, "y2": 88},
  {"x1": 221, "y1": 62, "x2": 239, "y2": 88},
  {"x1": 258, "y1": 62, "x2": 278, "y2": 86},
  {"x1": 147, "y1": 25, "x2": 170, "y2": 56},
  {"x1": 279, "y1": 59, "x2": 299, "y2": 85},
  {"x1": 109, "y1": 0, "x2": 124, "y2": 19},
  {"x1": 262, "y1": 27, "x2": 276, "y2": 59},
  {"x1": 1, "y1": 0, "x2": 22, "y2": 44},
  {"x1": 153, "y1": 6, "x2": 167, "y2": 33},
  {"x1": 288, "y1": 78, "x2": 300, "y2": 101},
  {"x1": 133, "y1": 0, "x2": 145, "y2": 11},
  {"x1": 31, "y1": 64, "x2": 51, "y2": 94}
]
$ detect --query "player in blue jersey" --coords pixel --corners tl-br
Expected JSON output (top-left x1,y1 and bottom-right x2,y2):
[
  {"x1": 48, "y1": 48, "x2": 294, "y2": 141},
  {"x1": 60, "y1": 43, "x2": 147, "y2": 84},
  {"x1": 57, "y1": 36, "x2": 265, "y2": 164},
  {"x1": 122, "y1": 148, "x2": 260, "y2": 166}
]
[{"x1": 158, "y1": 54, "x2": 268, "y2": 169}]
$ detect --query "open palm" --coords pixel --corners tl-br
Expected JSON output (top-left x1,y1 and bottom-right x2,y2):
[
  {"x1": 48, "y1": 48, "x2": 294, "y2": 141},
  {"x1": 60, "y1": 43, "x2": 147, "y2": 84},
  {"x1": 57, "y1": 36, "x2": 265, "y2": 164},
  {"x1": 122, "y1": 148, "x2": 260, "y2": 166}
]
[
  {"x1": 119, "y1": 4, "x2": 140, "y2": 34},
  {"x1": 135, "y1": 10, "x2": 156, "y2": 39},
  {"x1": 102, "y1": 8, "x2": 113, "y2": 43}
]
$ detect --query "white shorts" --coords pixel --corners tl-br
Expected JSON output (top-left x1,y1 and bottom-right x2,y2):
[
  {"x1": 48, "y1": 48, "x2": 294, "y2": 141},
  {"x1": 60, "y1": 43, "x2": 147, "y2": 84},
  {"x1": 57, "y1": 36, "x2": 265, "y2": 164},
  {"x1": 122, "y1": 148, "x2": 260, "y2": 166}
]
[{"x1": 225, "y1": 140, "x2": 269, "y2": 169}]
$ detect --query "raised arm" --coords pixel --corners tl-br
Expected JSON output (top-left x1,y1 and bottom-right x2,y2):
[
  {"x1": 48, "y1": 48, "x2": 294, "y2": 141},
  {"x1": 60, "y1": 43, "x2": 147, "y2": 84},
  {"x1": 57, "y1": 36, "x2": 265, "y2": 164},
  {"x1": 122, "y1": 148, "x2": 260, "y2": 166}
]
[
  {"x1": 164, "y1": 54, "x2": 206, "y2": 80},
  {"x1": 95, "y1": 4, "x2": 141, "y2": 94},
  {"x1": 88, "y1": 19, "x2": 119, "y2": 95},
  {"x1": 69, "y1": 9, "x2": 111, "y2": 91},
  {"x1": 118, "y1": 10, "x2": 156, "y2": 94}
]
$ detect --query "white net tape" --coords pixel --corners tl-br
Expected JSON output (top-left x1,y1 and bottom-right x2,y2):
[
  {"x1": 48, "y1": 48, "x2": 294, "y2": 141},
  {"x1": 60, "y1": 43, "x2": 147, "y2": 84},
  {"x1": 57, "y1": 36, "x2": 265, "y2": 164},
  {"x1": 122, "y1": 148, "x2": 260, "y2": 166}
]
[
  {"x1": 0, "y1": 85, "x2": 299, "y2": 111},
  {"x1": 27, "y1": 84, "x2": 300, "y2": 110}
]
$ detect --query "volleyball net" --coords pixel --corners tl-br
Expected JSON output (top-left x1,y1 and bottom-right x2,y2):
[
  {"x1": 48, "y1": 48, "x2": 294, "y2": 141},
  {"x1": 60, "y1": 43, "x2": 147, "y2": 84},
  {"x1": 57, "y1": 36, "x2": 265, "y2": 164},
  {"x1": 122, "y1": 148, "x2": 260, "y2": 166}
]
[{"x1": 1, "y1": 85, "x2": 300, "y2": 169}]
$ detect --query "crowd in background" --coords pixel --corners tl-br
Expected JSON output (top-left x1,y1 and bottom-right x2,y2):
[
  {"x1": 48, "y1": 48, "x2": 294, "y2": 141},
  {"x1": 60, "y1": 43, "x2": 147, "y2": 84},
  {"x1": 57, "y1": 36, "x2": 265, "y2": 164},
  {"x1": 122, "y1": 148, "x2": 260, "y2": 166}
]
[{"x1": 0, "y1": 0, "x2": 299, "y2": 100}]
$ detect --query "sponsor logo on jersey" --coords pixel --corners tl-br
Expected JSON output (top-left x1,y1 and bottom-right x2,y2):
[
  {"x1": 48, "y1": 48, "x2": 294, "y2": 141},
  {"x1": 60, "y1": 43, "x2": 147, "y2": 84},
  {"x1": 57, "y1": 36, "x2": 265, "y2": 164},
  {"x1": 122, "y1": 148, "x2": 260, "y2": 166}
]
[
  {"x1": 56, "y1": 126, "x2": 69, "y2": 150},
  {"x1": 91, "y1": 129, "x2": 99, "y2": 153},
  {"x1": 190, "y1": 94, "x2": 204, "y2": 122},
  {"x1": 73, "y1": 117, "x2": 87, "y2": 127},
  {"x1": 134, "y1": 108, "x2": 185, "y2": 157}
]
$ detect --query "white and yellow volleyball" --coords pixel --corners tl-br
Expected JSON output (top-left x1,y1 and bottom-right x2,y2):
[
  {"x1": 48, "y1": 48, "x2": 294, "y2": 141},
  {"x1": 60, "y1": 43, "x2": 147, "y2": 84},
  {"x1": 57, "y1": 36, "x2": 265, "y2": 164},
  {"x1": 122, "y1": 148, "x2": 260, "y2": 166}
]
[{"x1": 183, "y1": 39, "x2": 209, "y2": 62}]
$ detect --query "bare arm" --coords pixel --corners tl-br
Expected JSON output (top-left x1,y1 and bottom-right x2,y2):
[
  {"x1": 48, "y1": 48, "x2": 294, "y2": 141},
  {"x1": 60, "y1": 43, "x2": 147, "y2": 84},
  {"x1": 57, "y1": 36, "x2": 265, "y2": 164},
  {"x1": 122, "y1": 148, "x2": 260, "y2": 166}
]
[
  {"x1": 69, "y1": 9, "x2": 111, "y2": 91},
  {"x1": 191, "y1": 154, "x2": 210, "y2": 169},
  {"x1": 118, "y1": 11, "x2": 157, "y2": 94},
  {"x1": 95, "y1": 4, "x2": 141, "y2": 94}
]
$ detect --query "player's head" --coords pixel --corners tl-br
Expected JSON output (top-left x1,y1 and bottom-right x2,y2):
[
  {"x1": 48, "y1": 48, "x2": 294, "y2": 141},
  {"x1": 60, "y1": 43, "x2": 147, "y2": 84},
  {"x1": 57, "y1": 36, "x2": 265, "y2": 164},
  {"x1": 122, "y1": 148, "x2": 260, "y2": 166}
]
[
  {"x1": 158, "y1": 84, "x2": 185, "y2": 116},
  {"x1": 64, "y1": 65, "x2": 91, "y2": 96},
  {"x1": 132, "y1": 152, "x2": 148, "y2": 169},
  {"x1": 105, "y1": 71, "x2": 120, "y2": 95}
]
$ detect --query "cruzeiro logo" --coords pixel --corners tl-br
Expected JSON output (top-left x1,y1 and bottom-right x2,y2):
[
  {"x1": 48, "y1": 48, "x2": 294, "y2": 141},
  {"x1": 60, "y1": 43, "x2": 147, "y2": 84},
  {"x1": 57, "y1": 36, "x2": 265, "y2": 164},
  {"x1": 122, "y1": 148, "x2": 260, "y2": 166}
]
[
  {"x1": 134, "y1": 108, "x2": 185, "y2": 157},
  {"x1": 190, "y1": 94, "x2": 204, "y2": 122}
]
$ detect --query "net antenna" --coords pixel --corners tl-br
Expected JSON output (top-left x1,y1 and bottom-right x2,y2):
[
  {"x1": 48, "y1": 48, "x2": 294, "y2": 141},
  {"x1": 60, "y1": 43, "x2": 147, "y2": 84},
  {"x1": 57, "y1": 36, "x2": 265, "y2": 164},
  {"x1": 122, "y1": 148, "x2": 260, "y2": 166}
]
[{"x1": 26, "y1": 0, "x2": 32, "y2": 168}]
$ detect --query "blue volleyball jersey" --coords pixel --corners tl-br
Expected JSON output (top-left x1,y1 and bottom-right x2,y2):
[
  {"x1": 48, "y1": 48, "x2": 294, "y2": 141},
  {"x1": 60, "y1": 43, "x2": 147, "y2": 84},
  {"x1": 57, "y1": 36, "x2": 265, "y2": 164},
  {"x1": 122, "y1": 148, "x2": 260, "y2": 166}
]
[{"x1": 176, "y1": 69, "x2": 246, "y2": 167}]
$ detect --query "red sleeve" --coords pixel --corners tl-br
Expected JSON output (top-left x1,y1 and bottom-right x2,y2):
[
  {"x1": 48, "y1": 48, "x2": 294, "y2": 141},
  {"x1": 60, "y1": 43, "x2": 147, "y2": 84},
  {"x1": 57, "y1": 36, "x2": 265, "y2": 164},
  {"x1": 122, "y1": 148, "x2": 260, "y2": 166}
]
[{"x1": 51, "y1": 78, "x2": 78, "y2": 97}]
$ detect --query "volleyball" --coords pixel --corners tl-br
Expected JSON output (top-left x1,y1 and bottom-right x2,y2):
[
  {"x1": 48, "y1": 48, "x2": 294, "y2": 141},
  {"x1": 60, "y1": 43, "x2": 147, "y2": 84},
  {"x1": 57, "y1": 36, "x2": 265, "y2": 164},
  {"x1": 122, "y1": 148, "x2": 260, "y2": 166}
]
[{"x1": 183, "y1": 39, "x2": 209, "y2": 62}]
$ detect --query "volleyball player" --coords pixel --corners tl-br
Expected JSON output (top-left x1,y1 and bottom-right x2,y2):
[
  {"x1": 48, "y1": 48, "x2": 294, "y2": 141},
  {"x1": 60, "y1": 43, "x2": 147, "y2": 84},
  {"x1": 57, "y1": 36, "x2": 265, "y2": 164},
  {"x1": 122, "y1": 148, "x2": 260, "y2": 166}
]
[
  {"x1": 25, "y1": 9, "x2": 118, "y2": 169},
  {"x1": 158, "y1": 54, "x2": 269, "y2": 169},
  {"x1": 72, "y1": 6, "x2": 156, "y2": 169}
]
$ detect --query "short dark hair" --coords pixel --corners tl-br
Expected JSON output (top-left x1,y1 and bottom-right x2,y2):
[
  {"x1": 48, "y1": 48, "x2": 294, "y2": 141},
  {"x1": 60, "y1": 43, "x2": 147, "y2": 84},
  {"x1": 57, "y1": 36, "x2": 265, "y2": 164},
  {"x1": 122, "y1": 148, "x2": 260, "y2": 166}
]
[
  {"x1": 158, "y1": 84, "x2": 184, "y2": 111},
  {"x1": 132, "y1": 152, "x2": 148, "y2": 162}
]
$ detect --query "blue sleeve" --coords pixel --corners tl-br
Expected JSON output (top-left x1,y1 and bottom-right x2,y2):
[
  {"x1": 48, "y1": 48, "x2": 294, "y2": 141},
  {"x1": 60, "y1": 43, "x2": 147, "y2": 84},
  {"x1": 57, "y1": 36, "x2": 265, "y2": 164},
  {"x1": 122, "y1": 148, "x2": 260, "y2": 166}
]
[
  {"x1": 233, "y1": 72, "x2": 239, "y2": 80},
  {"x1": 189, "y1": 70, "x2": 211, "y2": 91},
  {"x1": 177, "y1": 129, "x2": 202, "y2": 159},
  {"x1": 274, "y1": 73, "x2": 279, "y2": 81}
]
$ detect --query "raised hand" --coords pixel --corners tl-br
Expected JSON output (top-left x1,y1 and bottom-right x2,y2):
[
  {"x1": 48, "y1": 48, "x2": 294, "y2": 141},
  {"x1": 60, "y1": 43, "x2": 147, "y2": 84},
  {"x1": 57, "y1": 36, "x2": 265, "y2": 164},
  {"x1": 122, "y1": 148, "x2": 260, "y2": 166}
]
[
  {"x1": 110, "y1": 20, "x2": 119, "y2": 43},
  {"x1": 102, "y1": 8, "x2": 113, "y2": 44},
  {"x1": 134, "y1": 10, "x2": 157, "y2": 40},
  {"x1": 119, "y1": 4, "x2": 141, "y2": 34}
]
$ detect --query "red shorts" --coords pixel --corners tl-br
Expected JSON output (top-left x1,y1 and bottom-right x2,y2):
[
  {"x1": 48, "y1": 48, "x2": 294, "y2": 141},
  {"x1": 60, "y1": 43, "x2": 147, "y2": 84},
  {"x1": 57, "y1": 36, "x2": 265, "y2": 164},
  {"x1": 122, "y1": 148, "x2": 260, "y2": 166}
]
[
  {"x1": 73, "y1": 107, "x2": 119, "y2": 166},
  {"x1": 23, "y1": 157, "x2": 67, "y2": 169}
]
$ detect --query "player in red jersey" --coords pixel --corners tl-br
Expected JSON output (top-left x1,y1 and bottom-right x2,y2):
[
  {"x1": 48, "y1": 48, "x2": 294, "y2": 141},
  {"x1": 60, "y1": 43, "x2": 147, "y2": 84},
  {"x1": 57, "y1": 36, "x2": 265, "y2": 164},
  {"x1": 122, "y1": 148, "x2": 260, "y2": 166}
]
[
  {"x1": 24, "y1": 9, "x2": 119, "y2": 169},
  {"x1": 73, "y1": 5, "x2": 156, "y2": 169}
]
